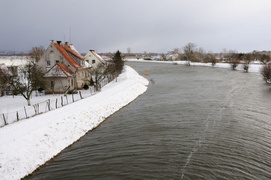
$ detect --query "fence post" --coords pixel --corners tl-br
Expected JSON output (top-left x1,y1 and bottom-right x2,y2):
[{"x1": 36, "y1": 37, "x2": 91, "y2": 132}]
[
  {"x1": 79, "y1": 91, "x2": 83, "y2": 99},
  {"x1": 24, "y1": 106, "x2": 28, "y2": 119},
  {"x1": 61, "y1": 96, "x2": 63, "y2": 107},
  {"x1": 72, "y1": 94, "x2": 74, "y2": 102},
  {"x1": 56, "y1": 98, "x2": 58, "y2": 109},
  {"x1": 33, "y1": 105, "x2": 37, "y2": 115},
  {"x1": 16, "y1": 111, "x2": 19, "y2": 121},
  {"x1": 47, "y1": 99, "x2": 51, "y2": 111},
  {"x1": 66, "y1": 95, "x2": 68, "y2": 104},
  {"x1": 2, "y1": 113, "x2": 6, "y2": 125}
]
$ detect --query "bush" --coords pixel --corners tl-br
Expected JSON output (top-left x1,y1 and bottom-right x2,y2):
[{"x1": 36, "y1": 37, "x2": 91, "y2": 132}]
[
  {"x1": 83, "y1": 84, "x2": 89, "y2": 90},
  {"x1": 38, "y1": 87, "x2": 44, "y2": 93},
  {"x1": 261, "y1": 63, "x2": 271, "y2": 83},
  {"x1": 243, "y1": 63, "x2": 249, "y2": 73}
]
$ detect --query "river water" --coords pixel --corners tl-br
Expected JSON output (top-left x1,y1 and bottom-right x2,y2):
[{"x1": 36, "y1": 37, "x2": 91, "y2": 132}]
[{"x1": 26, "y1": 62, "x2": 271, "y2": 180}]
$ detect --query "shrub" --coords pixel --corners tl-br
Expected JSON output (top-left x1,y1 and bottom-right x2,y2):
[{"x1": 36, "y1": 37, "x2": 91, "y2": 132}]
[
  {"x1": 83, "y1": 84, "x2": 89, "y2": 90},
  {"x1": 261, "y1": 63, "x2": 271, "y2": 83}
]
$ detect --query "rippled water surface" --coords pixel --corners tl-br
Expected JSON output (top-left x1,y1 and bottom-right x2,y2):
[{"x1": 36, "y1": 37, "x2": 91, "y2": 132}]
[{"x1": 27, "y1": 62, "x2": 271, "y2": 179}]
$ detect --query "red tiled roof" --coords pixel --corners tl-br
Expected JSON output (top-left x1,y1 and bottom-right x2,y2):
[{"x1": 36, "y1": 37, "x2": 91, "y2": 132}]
[
  {"x1": 57, "y1": 63, "x2": 74, "y2": 76},
  {"x1": 54, "y1": 43, "x2": 82, "y2": 70},
  {"x1": 63, "y1": 45, "x2": 84, "y2": 59}
]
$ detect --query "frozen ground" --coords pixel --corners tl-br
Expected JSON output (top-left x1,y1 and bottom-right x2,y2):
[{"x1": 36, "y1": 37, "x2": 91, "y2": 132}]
[{"x1": 0, "y1": 65, "x2": 149, "y2": 180}]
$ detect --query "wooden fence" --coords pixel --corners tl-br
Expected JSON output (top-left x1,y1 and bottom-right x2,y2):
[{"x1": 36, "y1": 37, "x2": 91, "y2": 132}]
[{"x1": 0, "y1": 77, "x2": 115, "y2": 127}]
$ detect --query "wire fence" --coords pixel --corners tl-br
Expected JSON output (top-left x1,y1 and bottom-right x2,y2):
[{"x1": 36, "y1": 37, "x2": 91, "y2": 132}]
[{"x1": 0, "y1": 76, "x2": 116, "y2": 127}]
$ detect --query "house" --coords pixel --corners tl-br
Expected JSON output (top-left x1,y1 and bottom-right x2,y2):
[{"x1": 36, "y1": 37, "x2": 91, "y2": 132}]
[
  {"x1": 37, "y1": 40, "x2": 90, "y2": 94},
  {"x1": 85, "y1": 50, "x2": 106, "y2": 68}
]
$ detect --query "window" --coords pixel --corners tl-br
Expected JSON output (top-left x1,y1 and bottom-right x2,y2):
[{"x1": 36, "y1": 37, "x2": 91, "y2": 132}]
[
  {"x1": 50, "y1": 81, "x2": 54, "y2": 89},
  {"x1": 47, "y1": 61, "x2": 51, "y2": 67},
  {"x1": 71, "y1": 79, "x2": 74, "y2": 87},
  {"x1": 92, "y1": 60, "x2": 95, "y2": 64},
  {"x1": 89, "y1": 55, "x2": 91, "y2": 57},
  {"x1": 55, "y1": 60, "x2": 59, "y2": 64}
]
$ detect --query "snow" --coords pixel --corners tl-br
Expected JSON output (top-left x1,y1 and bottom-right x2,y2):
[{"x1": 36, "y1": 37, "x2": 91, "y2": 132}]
[
  {"x1": 0, "y1": 65, "x2": 149, "y2": 180},
  {"x1": 125, "y1": 59, "x2": 263, "y2": 73},
  {"x1": 0, "y1": 56, "x2": 30, "y2": 67}
]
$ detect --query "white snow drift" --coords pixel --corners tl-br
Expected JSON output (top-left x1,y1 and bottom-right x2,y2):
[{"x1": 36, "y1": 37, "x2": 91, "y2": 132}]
[{"x1": 0, "y1": 65, "x2": 149, "y2": 180}]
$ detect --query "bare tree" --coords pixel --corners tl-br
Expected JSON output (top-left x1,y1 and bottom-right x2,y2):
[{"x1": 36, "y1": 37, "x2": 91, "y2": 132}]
[
  {"x1": 228, "y1": 50, "x2": 239, "y2": 70},
  {"x1": 86, "y1": 63, "x2": 115, "y2": 91},
  {"x1": 160, "y1": 53, "x2": 167, "y2": 61},
  {"x1": 260, "y1": 54, "x2": 270, "y2": 64},
  {"x1": 196, "y1": 47, "x2": 205, "y2": 62},
  {"x1": 173, "y1": 48, "x2": 181, "y2": 60},
  {"x1": 261, "y1": 63, "x2": 271, "y2": 83},
  {"x1": 204, "y1": 53, "x2": 217, "y2": 66},
  {"x1": 0, "y1": 63, "x2": 46, "y2": 106},
  {"x1": 30, "y1": 46, "x2": 45, "y2": 63},
  {"x1": 127, "y1": 47, "x2": 131, "y2": 56},
  {"x1": 183, "y1": 42, "x2": 197, "y2": 65}
]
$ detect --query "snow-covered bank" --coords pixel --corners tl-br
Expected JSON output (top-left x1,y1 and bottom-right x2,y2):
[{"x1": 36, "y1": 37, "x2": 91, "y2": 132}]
[
  {"x1": 0, "y1": 65, "x2": 148, "y2": 180},
  {"x1": 125, "y1": 59, "x2": 263, "y2": 73}
]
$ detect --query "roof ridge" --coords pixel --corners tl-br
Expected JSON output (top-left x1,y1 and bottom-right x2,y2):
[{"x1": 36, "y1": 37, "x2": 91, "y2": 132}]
[{"x1": 63, "y1": 45, "x2": 84, "y2": 59}]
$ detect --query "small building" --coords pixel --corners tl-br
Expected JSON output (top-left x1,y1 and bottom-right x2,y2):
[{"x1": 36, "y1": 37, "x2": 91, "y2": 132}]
[
  {"x1": 85, "y1": 50, "x2": 106, "y2": 68},
  {"x1": 43, "y1": 63, "x2": 75, "y2": 94}
]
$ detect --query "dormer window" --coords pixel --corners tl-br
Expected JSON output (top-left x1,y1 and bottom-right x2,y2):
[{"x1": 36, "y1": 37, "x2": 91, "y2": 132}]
[{"x1": 92, "y1": 60, "x2": 95, "y2": 64}]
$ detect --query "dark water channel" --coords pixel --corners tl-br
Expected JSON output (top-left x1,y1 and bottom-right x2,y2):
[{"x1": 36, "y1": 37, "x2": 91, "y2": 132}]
[{"x1": 27, "y1": 62, "x2": 271, "y2": 179}]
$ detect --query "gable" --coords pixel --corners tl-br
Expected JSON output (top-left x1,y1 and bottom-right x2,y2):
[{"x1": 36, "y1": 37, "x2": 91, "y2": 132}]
[
  {"x1": 85, "y1": 50, "x2": 105, "y2": 65},
  {"x1": 44, "y1": 63, "x2": 73, "y2": 78}
]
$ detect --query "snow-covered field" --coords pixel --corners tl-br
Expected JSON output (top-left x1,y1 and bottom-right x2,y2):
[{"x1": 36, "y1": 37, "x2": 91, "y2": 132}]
[
  {"x1": 0, "y1": 56, "x2": 30, "y2": 66},
  {"x1": 0, "y1": 65, "x2": 149, "y2": 180}
]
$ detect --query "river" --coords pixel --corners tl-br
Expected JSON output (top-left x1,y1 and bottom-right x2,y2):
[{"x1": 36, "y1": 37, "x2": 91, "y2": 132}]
[{"x1": 26, "y1": 62, "x2": 271, "y2": 179}]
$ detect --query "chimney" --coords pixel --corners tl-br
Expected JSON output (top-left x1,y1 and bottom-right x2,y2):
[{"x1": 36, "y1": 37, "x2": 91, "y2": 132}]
[
  {"x1": 50, "y1": 40, "x2": 54, "y2": 44},
  {"x1": 57, "y1": 41, "x2": 61, "y2": 45},
  {"x1": 65, "y1": 42, "x2": 70, "y2": 47}
]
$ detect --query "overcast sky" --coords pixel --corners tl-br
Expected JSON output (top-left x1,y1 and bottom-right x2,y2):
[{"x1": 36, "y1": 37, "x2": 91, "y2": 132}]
[{"x1": 1, "y1": 0, "x2": 271, "y2": 53}]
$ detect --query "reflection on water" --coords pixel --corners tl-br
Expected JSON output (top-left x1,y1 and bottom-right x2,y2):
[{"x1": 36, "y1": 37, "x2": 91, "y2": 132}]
[{"x1": 27, "y1": 62, "x2": 271, "y2": 180}]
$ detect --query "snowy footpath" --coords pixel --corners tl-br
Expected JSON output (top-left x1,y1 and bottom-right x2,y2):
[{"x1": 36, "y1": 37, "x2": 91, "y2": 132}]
[{"x1": 0, "y1": 65, "x2": 149, "y2": 180}]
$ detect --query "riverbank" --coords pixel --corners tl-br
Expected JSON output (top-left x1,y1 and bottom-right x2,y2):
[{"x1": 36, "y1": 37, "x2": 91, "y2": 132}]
[
  {"x1": 125, "y1": 59, "x2": 263, "y2": 73},
  {"x1": 0, "y1": 65, "x2": 149, "y2": 180}
]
